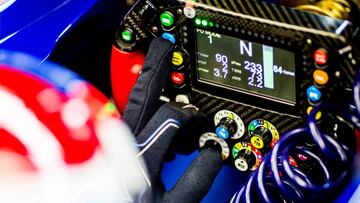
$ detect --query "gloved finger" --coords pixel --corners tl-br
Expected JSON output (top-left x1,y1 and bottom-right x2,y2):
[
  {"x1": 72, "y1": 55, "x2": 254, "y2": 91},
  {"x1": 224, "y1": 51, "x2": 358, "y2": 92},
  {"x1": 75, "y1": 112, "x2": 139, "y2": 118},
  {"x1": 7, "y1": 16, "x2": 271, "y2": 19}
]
[
  {"x1": 123, "y1": 38, "x2": 174, "y2": 135},
  {"x1": 135, "y1": 102, "x2": 209, "y2": 186},
  {"x1": 162, "y1": 148, "x2": 223, "y2": 203}
]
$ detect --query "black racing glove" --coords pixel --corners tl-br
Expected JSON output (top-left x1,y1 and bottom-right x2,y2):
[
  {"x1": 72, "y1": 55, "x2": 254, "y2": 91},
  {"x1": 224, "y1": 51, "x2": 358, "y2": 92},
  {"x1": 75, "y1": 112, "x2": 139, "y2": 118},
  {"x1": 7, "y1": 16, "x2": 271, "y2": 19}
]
[{"x1": 123, "y1": 38, "x2": 224, "y2": 203}]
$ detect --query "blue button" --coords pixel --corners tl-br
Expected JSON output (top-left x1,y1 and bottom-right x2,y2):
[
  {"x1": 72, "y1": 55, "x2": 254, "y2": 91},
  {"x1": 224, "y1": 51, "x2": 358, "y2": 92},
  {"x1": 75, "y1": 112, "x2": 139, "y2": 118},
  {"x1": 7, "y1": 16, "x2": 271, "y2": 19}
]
[
  {"x1": 250, "y1": 120, "x2": 258, "y2": 126},
  {"x1": 216, "y1": 127, "x2": 229, "y2": 139},
  {"x1": 306, "y1": 85, "x2": 322, "y2": 102},
  {"x1": 162, "y1": 33, "x2": 176, "y2": 44}
]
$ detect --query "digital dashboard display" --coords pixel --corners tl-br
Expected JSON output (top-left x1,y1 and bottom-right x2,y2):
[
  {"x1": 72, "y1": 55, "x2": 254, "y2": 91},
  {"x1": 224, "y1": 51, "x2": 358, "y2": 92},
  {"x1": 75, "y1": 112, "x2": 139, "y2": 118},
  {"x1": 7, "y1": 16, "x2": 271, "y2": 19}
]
[{"x1": 196, "y1": 28, "x2": 296, "y2": 104}]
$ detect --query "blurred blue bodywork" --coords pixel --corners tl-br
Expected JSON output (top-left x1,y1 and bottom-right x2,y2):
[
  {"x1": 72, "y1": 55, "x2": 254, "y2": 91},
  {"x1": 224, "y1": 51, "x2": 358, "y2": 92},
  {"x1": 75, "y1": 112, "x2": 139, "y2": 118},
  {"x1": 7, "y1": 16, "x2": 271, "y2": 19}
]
[{"x1": 0, "y1": 0, "x2": 97, "y2": 59}]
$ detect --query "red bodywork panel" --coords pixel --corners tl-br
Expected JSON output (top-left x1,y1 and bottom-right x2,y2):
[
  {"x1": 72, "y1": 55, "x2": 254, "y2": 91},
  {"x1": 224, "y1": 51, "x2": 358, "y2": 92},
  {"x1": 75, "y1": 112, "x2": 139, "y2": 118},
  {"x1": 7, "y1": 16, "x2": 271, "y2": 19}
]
[
  {"x1": 111, "y1": 45, "x2": 145, "y2": 113},
  {"x1": 0, "y1": 64, "x2": 120, "y2": 165},
  {"x1": 0, "y1": 66, "x2": 98, "y2": 164}
]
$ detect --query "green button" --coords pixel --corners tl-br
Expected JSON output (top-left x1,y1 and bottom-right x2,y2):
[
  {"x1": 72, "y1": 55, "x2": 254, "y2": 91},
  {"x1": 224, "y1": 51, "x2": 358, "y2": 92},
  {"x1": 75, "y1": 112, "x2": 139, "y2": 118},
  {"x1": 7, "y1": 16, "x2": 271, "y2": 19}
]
[
  {"x1": 160, "y1": 11, "x2": 175, "y2": 27},
  {"x1": 121, "y1": 30, "x2": 133, "y2": 42},
  {"x1": 194, "y1": 17, "x2": 201, "y2": 26},
  {"x1": 201, "y1": 19, "x2": 208, "y2": 27}
]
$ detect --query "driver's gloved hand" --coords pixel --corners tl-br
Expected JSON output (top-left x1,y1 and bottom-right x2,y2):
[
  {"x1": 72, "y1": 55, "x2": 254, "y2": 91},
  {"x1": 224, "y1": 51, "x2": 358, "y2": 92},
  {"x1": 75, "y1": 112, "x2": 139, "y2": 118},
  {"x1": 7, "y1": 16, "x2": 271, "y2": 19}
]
[{"x1": 123, "y1": 38, "x2": 224, "y2": 203}]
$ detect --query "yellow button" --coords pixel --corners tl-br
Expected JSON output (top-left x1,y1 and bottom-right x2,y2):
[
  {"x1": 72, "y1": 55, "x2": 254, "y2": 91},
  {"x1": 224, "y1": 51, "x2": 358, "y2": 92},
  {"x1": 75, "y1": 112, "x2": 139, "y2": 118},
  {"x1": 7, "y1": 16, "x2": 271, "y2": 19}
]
[
  {"x1": 307, "y1": 106, "x2": 322, "y2": 120},
  {"x1": 172, "y1": 52, "x2": 184, "y2": 66},
  {"x1": 313, "y1": 70, "x2": 329, "y2": 85},
  {"x1": 250, "y1": 136, "x2": 264, "y2": 149}
]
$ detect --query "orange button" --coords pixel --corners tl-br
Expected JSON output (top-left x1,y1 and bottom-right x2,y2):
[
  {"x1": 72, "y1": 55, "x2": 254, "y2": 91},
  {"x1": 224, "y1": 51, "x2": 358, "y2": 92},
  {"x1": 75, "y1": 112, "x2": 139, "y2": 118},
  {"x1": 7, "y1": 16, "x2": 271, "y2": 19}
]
[{"x1": 313, "y1": 70, "x2": 329, "y2": 85}]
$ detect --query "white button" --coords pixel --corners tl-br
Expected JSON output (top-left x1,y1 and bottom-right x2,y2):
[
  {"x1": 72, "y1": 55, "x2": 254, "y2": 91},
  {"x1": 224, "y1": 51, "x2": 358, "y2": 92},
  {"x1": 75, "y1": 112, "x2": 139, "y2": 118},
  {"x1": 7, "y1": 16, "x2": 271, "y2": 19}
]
[
  {"x1": 175, "y1": 94, "x2": 190, "y2": 104},
  {"x1": 159, "y1": 95, "x2": 170, "y2": 103},
  {"x1": 235, "y1": 158, "x2": 248, "y2": 171},
  {"x1": 183, "y1": 7, "x2": 196, "y2": 18}
]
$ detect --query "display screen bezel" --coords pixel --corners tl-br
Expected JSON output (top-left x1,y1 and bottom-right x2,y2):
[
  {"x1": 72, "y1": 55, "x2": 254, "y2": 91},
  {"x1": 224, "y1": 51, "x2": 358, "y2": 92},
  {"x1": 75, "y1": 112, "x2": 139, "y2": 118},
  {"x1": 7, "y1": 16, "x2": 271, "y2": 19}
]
[
  {"x1": 185, "y1": 18, "x2": 305, "y2": 116},
  {"x1": 195, "y1": 28, "x2": 297, "y2": 105}
]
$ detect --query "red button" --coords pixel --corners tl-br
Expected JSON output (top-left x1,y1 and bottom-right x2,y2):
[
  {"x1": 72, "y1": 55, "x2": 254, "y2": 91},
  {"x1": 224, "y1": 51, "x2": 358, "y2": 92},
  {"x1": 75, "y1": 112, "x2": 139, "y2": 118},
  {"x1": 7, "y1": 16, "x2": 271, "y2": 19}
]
[
  {"x1": 314, "y1": 48, "x2": 328, "y2": 66},
  {"x1": 171, "y1": 72, "x2": 185, "y2": 86}
]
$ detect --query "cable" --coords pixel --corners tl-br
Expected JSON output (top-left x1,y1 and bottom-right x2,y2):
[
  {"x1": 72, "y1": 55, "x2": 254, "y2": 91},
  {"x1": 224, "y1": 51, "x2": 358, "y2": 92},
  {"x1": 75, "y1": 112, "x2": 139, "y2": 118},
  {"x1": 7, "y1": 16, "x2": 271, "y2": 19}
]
[{"x1": 231, "y1": 71, "x2": 360, "y2": 202}]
